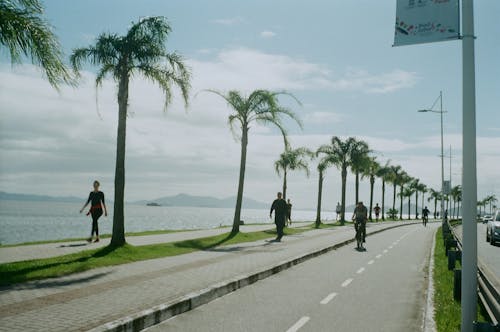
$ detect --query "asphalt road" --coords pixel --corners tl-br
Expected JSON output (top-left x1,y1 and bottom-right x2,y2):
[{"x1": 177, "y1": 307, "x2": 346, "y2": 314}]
[{"x1": 146, "y1": 223, "x2": 438, "y2": 332}]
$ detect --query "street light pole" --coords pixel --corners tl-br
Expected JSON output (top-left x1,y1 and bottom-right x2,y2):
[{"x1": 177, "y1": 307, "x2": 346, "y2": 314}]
[{"x1": 439, "y1": 91, "x2": 445, "y2": 225}]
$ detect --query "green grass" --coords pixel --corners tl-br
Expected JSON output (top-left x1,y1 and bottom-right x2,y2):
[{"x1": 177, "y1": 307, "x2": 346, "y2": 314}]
[
  {"x1": 433, "y1": 227, "x2": 489, "y2": 331},
  {"x1": 0, "y1": 226, "x2": 309, "y2": 286}
]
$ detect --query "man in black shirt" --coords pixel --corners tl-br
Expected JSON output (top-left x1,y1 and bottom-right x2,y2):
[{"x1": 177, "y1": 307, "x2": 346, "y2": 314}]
[{"x1": 270, "y1": 192, "x2": 287, "y2": 242}]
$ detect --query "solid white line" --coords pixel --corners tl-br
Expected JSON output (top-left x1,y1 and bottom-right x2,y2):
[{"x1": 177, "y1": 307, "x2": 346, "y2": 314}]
[
  {"x1": 341, "y1": 278, "x2": 353, "y2": 287},
  {"x1": 367, "y1": 260, "x2": 375, "y2": 265},
  {"x1": 286, "y1": 316, "x2": 310, "y2": 332},
  {"x1": 383, "y1": 249, "x2": 388, "y2": 253},
  {"x1": 320, "y1": 292, "x2": 338, "y2": 305},
  {"x1": 356, "y1": 267, "x2": 365, "y2": 274},
  {"x1": 376, "y1": 254, "x2": 382, "y2": 259}
]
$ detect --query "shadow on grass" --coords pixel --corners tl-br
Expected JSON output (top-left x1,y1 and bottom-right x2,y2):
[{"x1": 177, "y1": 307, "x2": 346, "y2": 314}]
[{"x1": 0, "y1": 245, "x2": 121, "y2": 286}]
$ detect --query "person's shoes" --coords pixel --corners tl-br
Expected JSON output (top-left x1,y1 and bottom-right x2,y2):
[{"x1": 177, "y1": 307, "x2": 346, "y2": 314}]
[
  {"x1": 94, "y1": 237, "x2": 100, "y2": 243},
  {"x1": 87, "y1": 237, "x2": 92, "y2": 243}
]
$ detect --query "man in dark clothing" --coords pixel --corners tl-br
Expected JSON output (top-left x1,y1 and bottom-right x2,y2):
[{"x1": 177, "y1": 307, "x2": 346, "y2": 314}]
[
  {"x1": 352, "y1": 201, "x2": 368, "y2": 249},
  {"x1": 270, "y1": 192, "x2": 288, "y2": 241},
  {"x1": 422, "y1": 206, "x2": 430, "y2": 227}
]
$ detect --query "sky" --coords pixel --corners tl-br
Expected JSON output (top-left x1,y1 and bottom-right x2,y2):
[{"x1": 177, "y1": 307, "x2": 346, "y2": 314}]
[{"x1": 0, "y1": 0, "x2": 499, "y2": 210}]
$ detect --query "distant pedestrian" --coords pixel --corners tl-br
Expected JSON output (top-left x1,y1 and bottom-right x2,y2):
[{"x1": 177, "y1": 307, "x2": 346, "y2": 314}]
[
  {"x1": 352, "y1": 201, "x2": 368, "y2": 249},
  {"x1": 80, "y1": 180, "x2": 107, "y2": 243},
  {"x1": 286, "y1": 199, "x2": 293, "y2": 226},
  {"x1": 270, "y1": 192, "x2": 287, "y2": 242},
  {"x1": 335, "y1": 202, "x2": 341, "y2": 221},
  {"x1": 373, "y1": 203, "x2": 381, "y2": 221}
]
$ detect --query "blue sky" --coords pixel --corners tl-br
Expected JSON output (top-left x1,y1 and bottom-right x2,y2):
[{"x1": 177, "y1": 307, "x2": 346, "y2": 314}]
[{"x1": 0, "y1": 0, "x2": 499, "y2": 210}]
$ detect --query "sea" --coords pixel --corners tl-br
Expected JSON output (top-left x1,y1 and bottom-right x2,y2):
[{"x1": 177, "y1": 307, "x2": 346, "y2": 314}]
[{"x1": 0, "y1": 200, "x2": 331, "y2": 245}]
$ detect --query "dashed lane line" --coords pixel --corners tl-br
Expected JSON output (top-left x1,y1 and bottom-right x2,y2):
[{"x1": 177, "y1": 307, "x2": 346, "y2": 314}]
[
  {"x1": 375, "y1": 254, "x2": 382, "y2": 259},
  {"x1": 341, "y1": 278, "x2": 353, "y2": 287},
  {"x1": 368, "y1": 260, "x2": 375, "y2": 265},
  {"x1": 320, "y1": 292, "x2": 338, "y2": 305},
  {"x1": 356, "y1": 267, "x2": 365, "y2": 274},
  {"x1": 383, "y1": 249, "x2": 388, "y2": 253},
  {"x1": 286, "y1": 316, "x2": 310, "y2": 332}
]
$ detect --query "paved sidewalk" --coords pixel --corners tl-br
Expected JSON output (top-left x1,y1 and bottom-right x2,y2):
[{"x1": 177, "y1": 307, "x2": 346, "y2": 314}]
[
  {"x1": 0, "y1": 221, "x2": 416, "y2": 332},
  {"x1": 0, "y1": 222, "x2": 310, "y2": 264}
]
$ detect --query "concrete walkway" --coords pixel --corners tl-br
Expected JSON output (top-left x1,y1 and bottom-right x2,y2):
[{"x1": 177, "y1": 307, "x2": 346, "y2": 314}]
[
  {"x1": 0, "y1": 222, "x2": 310, "y2": 264},
  {"x1": 0, "y1": 221, "x2": 418, "y2": 332}
]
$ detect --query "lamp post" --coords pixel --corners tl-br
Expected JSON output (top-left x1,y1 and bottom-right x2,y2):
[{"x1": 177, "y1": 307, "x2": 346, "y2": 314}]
[{"x1": 418, "y1": 91, "x2": 446, "y2": 225}]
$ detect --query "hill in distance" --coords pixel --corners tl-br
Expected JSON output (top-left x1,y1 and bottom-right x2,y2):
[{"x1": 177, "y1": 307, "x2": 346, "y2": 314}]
[{"x1": 137, "y1": 193, "x2": 268, "y2": 209}]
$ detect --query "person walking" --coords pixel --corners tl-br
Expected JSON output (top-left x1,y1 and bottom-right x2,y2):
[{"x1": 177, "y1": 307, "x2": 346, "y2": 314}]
[
  {"x1": 286, "y1": 199, "x2": 293, "y2": 226},
  {"x1": 352, "y1": 201, "x2": 368, "y2": 249},
  {"x1": 80, "y1": 180, "x2": 107, "y2": 243},
  {"x1": 373, "y1": 203, "x2": 381, "y2": 222},
  {"x1": 335, "y1": 202, "x2": 341, "y2": 221},
  {"x1": 270, "y1": 192, "x2": 288, "y2": 242}
]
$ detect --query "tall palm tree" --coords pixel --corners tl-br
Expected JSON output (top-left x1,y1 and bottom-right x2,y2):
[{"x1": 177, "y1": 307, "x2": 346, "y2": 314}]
[
  {"x1": 317, "y1": 136, "x2": 364, "y2": 225},
  {"x1": 376, "y1": 161, "x2": 392, "y2": 220},
  {"x1": 450, "y1": 185, "x2": 461, "y2": 219},
  {"x1": 71, "y1": 17, "x2": 191, "y2": 246},
  {"x1": 416, "y1": 182, "x2": 427, "y2": 219},
  {"x1": 398, "y1": 173, "x2": 411, "y2": 220},
  {"x1": 350, "y1": 140, "x2": 371, "y2": 205},
  {"x1": 315, "y1": 156, "x2": 334, "y2": 228},
  {"x1": 389, "y1": 165, "x2": 403, "y2": 214},
  {"x1": 275, "y1": 147, "x2": 312, "y2": 200},
  {"x1": 402, "y1": 186, "x2": 415, "y2": 220},
  {"x1": 410, "y1": 179, "x2": 425, "y2": 219},
  {"x1": 209, "y1": 90, "x2": 301, "y2": 234},
  {"x1": 428, "y1": 188, "x2": 441, "y2": 218},
  {"x1": 486, "y1": 194, "x2": 497, "y2": 215},
  {"x1": 0, "y1": 0, "x2": 73, "y2": 89},
  {"x1": 364, "y1": 157, "x2": 379, "y2": 221}
]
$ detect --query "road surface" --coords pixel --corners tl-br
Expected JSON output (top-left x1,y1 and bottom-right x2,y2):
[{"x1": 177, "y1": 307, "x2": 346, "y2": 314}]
[{"x1": 146, "y1": 223, "x2": 438, "y2": 332}]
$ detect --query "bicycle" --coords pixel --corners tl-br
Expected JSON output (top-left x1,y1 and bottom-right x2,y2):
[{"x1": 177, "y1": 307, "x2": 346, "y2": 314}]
[{"x1": 354, "y1": 219, "x2": 366, "y2": 250}]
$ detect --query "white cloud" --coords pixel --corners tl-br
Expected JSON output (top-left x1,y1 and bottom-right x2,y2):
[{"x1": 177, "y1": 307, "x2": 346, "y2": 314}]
[
  {"x1": 260, "y1": 30, "x2": 276, "y2": 38},
  {"x1": 210, "y1": 17, "x2": 245, "y2": 26},
  {"x1": 303, "y1": 111, "x2": 342, "y2": 125},
  {"x1": 331, "y1": 68, "x2": 419, "y2": 94}
]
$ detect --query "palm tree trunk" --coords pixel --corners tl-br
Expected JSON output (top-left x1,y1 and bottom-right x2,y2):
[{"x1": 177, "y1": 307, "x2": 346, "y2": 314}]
[
  {"x1": 434, "y1": 198, "x2": 437, "y2": 218},
  {"x1": 381, "y1": 180, "x2": 386, "y2": 220},
  {"x1": 282, "y1": 170, "x2": 287, "y2": 200},
  {"x1": 421, "y1": 192, "x2": 425, "y2": 217},
  {"x1": 399, "y1": 185, "x2": 403, "y2": 220},
  {"x1": 369, "y1": 175, "x2": 374, "y2": 221},
  {"x1": 355, "y1": 172, "x2": 359, "y2": 205},
  {"x1": 392, "y1": 183, "x2": 397, "y2": 212},
  {"x1": 340, "y1": 166, "x2": 347, "y2": 225},
  {"x1": 415, "y1": 191, "x2": 419, "y2": 219},
  {"x1": 111, "y1": 75, "x2": 129, "y2": 247},
  {"x1": 315, "y1": 170, "x2": 323, "y2": 228},
  {"x1": 232, "y1": 126, "x2": 248, "y2": 234},
  {"x1": 407, "y1": 195, "x2": 411, "y2": 220}
]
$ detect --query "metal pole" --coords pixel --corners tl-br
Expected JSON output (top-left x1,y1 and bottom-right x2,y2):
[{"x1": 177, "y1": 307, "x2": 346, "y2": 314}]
[
  {"x1": 440, "y1": 91, "x2": 445, "y2": 225},
  {"x1": 461, "y1": 0, "x2": 478, "y2": 330}
]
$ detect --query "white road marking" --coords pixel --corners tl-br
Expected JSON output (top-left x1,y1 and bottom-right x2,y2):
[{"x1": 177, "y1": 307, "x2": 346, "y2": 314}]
[
  {"x1": 320, "y1": 292, "x2": 338, "y2": 304},
  {"x1": 383, "y1": 249, "x2": 388, "y2": 253},
  {"x1": 389, "y1": 246, "x2": 393, "y2": 249},
  {"x1": 368, "y1": 260, "x2": 375, "y2": 265},
  {"x1": 356, "y1": 267, "x2": 365, "y2": 274},
  {"x1": 376, "y1": 254, "x2": 382, "y2": 259},
  {"x1": 287, "y1": 316, "x2": 310, "y2": 332},
  {"x1": 341, "y1": 278, "x2": 353, "y2": 287}
]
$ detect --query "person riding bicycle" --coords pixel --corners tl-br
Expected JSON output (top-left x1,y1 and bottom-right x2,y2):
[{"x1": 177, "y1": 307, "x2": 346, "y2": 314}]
[
  {"x1": 352, "y1": 201, "x2": 368, "y2": 249},
  {"x1": 422, "y1": 206, "x2": 430, "y2": 227}
]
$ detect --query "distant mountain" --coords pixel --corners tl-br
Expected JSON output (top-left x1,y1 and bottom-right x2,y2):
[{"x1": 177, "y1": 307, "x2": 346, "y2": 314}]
[
  {"x1": 137, "y1": 193, "x2": 268, "y2": 209},
  {"x1": 0, "y1": 191, "x2": 84, "y2": 203}
]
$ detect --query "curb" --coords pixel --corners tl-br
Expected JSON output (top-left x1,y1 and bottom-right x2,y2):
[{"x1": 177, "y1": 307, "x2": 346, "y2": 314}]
[{"x1": 88, "y1": 221, "x2": 420, "y2": 332}]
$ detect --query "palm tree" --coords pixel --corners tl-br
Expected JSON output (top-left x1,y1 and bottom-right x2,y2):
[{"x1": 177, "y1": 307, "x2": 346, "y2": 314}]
[
  {"x1": 364, "y1": 157, "x2": 379, "y2": 221},
  {"x1": 317, "y1": 136, "x2": 364, "y2": 225},
  {"x1": 315, "y1": 156, "x2": 334, "y2": 228},
  {"x1": 486, "y1": 194, "x2": 497, "y2": 215},
  {"x1": 411, "y1": 179, "x2": 426, "y2": 219},
  {"x1": 450, "y1": 185, "x2": 462, "y2": 219},
  {"x1": 402, "y1": 186, "x2": 415, "y2": 220},
  {"x1": 71, "y1": 17, "x2": 191, "y2": 246},
  {"x1": 209, "y1": 90, "x2": 301, "y2": 234},
  {"x1": 417, "y1": 183, "x2": 428, "y2": 219},
  {"x1": 389, "y1": 165, "x2": 403, "y2": 214},
  {"x1": 428, "y1": 188, "x2": 441, "y2": 219},
  {"x1": 275, "y1": 147, "x2": 312, "y2": 200},
  {"x1": 376, "y1": 161, "x2": 392, "y2": 220},
  {"x1": 0, "y1": 0, "x2": 73, "y2": 89},
  {"x1": 350, "y1": 140, "x2": 371, "y2": 205},
  {"x1": 398, "y1": 173, "x2": 411, "y2": 220}
]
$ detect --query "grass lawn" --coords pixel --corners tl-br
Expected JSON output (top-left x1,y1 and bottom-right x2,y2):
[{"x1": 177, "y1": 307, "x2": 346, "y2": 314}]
[
  {"x1": 0, "y1": 226, "x2": 309, "y2": 286},
  {"x1": 433, "y1": 227, "x2": 489, "y2": 331}
]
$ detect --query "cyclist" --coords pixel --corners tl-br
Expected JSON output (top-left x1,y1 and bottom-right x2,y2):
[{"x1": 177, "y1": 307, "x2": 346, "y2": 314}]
[
  {"x1": 352, "y1": 201, "x2": 368, "y2": 250},
  {"x1": 422, "y1": 206, "x2": 430, "y2": 227}
]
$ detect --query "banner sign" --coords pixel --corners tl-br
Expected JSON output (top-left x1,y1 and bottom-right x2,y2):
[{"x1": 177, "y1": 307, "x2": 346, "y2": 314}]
[{"x1": 394, "y1": 0, "x2": 460, "y2": 46}]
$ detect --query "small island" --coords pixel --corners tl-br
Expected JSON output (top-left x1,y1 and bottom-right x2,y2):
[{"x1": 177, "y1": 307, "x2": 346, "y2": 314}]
[{"x1": 146, "y1": 202, "x2": 161, "y2": 207}]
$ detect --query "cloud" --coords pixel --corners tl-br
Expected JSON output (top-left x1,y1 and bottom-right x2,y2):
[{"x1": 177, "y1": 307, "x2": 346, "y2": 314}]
[
  {"x1": 210, "y1": 17, "x2": 245, "y2": 26},
  {"x1": 303, "y1": 111, "x2": 342, "y2": 125},
  {"x1": 331, "y1": 68, "x2": 419, "y2": 94},
  {"x1": 260, "y1": 31, "x2": 276, "y2": 38}
]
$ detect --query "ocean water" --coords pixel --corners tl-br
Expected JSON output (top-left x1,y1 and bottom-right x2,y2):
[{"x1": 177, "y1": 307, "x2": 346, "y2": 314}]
[{"x1": 0, "y1": 200, "x2": 329, "y2": 245}]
